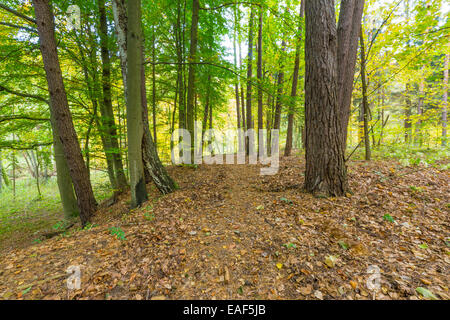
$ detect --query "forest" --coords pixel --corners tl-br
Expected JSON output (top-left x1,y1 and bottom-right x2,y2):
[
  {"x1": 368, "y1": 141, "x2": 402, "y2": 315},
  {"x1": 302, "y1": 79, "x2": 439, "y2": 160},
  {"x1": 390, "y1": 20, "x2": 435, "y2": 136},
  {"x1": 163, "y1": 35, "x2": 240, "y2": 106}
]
[{"x1": 0, "y1": 0, "x2": 448, "y2": 301}]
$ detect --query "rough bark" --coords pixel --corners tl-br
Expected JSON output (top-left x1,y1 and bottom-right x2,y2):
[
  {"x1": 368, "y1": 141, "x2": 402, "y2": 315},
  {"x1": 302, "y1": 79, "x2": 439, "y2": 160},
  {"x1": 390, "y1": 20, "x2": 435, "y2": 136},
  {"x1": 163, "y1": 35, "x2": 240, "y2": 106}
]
[
  {"x1": 304, "y1": 0, "x2": 348, "y2": 196},
  {"x1": 33, "y1": 0, "x2": 97, "y2": 226},
  {"x1": 273, "y1": 41, "x2": 286, "y2": 131}
]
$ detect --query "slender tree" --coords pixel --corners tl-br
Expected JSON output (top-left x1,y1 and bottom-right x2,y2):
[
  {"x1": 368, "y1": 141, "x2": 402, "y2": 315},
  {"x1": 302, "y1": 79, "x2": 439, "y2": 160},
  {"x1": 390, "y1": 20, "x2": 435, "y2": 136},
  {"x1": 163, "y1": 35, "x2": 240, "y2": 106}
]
[{"x1": 285, "y1": 1, "x2": 304, "y2": 157}]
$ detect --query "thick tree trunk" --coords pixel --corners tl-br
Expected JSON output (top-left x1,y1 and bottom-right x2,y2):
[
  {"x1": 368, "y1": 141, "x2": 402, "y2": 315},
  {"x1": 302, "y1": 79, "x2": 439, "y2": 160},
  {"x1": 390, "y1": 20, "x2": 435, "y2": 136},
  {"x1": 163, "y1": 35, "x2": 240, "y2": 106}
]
[
  {"x1": 359, "y1": 29, "x2": 371, "y2": 160},
  {"x1": 285, "y1": 1, "x2": 304, "y2": 157},
  {"x1": 304, "y1": 0, "x2": 348, "y2": 197},
  {"x1": 127, "y1": 0, "x2": 148, "y2": 208},
  {"x1": 98, "y1": 0, "x2": 128, "y2": 191},
  {"x1": 33, "y1": 0, "x2": 97, "y2": 226},
  {"x1": 337, "y1": 0, "x2": 365, "y2": 147}
]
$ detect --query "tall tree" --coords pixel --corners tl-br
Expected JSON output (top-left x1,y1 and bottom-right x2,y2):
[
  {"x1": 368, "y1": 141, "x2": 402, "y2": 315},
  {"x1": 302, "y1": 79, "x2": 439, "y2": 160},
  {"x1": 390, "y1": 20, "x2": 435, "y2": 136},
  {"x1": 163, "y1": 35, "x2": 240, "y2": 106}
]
[
  {"x1": 127, "y1": 0, "x2": 148, "y2": 208},
  {"x1": 257, "y1": 6, "x2": 264, "y2": 155},
  {"x1": 98, "y1": 0, "x2": 128, "y2": 191},
  {"x1": 186, "y1": 0, "x2": 200, "y2": 158},
  {"x1": 246, "y1": 7, "x2": 255, "y2": 156},
  {"x1": 443, "y1": 50, "x2": 449, "y2": 146},
  {"x1": 359, "y1": 27, "x2": 371, "y2": 160},
  {"x1": 32, "y1": 0, "x2": 97, "y2": 226},
  {"x1": 285, "y1": 1, "x2": 304, "y2": 157},
  {"x1": 337, "y1": 0, "x2": 365, "y2": 147},
  {"x1": 304, "y1": 0, "x2": 349, "y2": 196}
]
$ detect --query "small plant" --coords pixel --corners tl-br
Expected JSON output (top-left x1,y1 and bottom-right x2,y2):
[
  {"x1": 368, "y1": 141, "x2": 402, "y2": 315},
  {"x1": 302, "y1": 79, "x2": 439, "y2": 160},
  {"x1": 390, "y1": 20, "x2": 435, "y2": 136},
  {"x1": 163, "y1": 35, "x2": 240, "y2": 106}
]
[
  {"x1": 109, "y1": 227, "x2": 126, "y2": 241},
  {"x1": 338, "y1": 241, "x2": 349, "y2": 250},
  {"x1": 383, "y1": 214, "x2": 395, "y2": 223},
  {"x1": 144, "y1": 212, "x2": 155, "y2": 221},
  {"x1": 283, "y1": 243, "x2": 297, "y2": 249},
  {"x1": 280, "y1": 197, "x2": 293, "y2": 205}
]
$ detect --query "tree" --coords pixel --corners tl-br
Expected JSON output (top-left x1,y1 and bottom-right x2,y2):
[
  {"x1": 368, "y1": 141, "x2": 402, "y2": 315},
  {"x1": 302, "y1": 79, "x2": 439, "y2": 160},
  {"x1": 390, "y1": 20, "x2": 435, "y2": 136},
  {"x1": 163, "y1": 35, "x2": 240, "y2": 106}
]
[
  {"x1": 359, "y1": 26, "x2": 371, "y2": 160},
  {"x1": 337, "y1": 0, "x2": 365, "y2": 147},
  {"x1": 304, "y1": 0, "x2": 349, "y2": 196},
  {"x1": 98, "y1": 0, "x2": 128, "y2": 191},
  {"x1": 285, "y1": 1, "x2": 304, "y2": 157},
  {"x1": 186, "y1": 0, "x2": 200, "y2": 158},
  {"x1": 443, "y1": 50, "x2": 449, "y2": 146},
  {"x1": 246, "y1": 7, "x2": 255, "y2": 156},
  {"x1": 126, "y1": 0, "x2": 148, "y2": 208},
  {"x1": 32, "y1": 0, "x2": 97, "y2": 226}
]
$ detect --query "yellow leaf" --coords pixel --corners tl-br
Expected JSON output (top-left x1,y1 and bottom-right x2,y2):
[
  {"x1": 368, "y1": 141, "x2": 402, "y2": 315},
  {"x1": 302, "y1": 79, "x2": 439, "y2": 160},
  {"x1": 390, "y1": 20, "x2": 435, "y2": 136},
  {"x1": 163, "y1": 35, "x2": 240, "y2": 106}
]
[{"x1": 276, "y1": 263, "x2": 283, "y2": 270}]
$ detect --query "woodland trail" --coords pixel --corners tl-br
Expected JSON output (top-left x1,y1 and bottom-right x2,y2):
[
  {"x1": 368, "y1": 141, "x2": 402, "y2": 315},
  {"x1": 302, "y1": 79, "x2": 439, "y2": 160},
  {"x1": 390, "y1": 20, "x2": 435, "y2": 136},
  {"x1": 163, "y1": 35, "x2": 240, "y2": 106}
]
[{"x1": 0, "y1": 156, "x2": 448, "y2": 300}]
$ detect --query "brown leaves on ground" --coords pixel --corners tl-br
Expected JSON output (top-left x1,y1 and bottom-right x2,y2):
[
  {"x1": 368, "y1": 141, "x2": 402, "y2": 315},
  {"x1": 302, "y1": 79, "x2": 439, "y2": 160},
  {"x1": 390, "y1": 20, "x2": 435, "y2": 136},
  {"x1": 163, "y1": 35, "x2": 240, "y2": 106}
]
[{"x1": 0, "y1": 156, "x2": 448, "y2": 300}]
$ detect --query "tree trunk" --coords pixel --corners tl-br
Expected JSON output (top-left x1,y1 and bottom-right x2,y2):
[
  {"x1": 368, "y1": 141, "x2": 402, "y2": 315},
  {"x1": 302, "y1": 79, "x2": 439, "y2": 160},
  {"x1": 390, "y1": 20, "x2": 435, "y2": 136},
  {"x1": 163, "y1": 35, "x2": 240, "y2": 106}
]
[
  {"x1": 304, "y1": 0, "x2": 348, "y2": 197},
  {"x1": 50, "y1": 112, "x2": 79, "y2": 220},
  {"x1": 33, "y1": 0, "x2": 97, "y2": 226},
  {"x1": 404, "y1": 83, "x2": 412, "y2": 144},
  {"x1": 186, "y1": 0, "x2": 200, "y2": 158},
  {"x1": 443, "y1": 51, "x2": 449, "y2": 146},
  {"x1": 152, "y1": 26, "x2": 158, "y2": 146},
  {"x1": 257, "y1": 6, "x2": 264, "y2": 155},
  {"x1": 285, "y1": 1, "x2": 304, "y2": 157},
  {"x1": 415, "y1": 68, "x2": 425, "y2": 146},
  {"x1": 141, "y1": 41, "x2": 178, "y2": 195},
  {"x1": 360, "y1": 28, "x2": 371, "y2": 160},
  {"x1": 127, "y1": 0, "x2": 148, "y2": 208},
  {"x1": 234, "y1": 5, "x2": 243, "y2": 153},
  {"x1": 337, "y1": 0, "x2": 365, "y2": 147},
  {"x1": 98, "y1": 0, "x2": 128, "y2": 191},
  {"x1": 246, "y1": 7, "x2": 255, "y2": 156},
  {"x1": 273, "y1": 41, "x2": 286, "y2": 132}
]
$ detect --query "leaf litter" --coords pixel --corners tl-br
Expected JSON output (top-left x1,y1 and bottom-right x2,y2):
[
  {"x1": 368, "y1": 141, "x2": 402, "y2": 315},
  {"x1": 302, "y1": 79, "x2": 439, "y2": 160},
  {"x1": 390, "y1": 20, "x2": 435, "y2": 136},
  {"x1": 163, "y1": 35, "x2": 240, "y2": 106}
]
[{"x1": 0, "y1": 156, "x2": 448, "y2": 300}]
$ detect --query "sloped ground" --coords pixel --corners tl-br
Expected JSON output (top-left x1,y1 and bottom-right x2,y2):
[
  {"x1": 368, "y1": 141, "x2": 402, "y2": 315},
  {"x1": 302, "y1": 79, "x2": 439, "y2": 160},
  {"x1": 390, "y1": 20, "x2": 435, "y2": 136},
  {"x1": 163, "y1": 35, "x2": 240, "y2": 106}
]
[{"x1": 0, "y1": 156, "x2": 448, "y2": 300}]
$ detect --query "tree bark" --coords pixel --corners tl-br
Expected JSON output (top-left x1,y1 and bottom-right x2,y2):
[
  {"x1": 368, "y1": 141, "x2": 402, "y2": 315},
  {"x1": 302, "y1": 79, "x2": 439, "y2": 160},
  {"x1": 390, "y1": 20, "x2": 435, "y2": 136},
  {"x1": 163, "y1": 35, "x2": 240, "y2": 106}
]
[
  {"x1": 127, "y1": 0, "x2": 148, "y2": 208},
  {"x1": 98, "y1": 0, "x2": 128, "y2": 191},
  {"x1": 186, "y1": 0, "x2": 200, "y2": 157},
  {"x1": 304, "y1": 0, "x2": 348, "y2": 197},
  {"x1": 257, "y1": 6, "x2": 264, "y2": 155},
  {"x1": 246, "y1": 7, "x2": 255, "y2": 156},
  {"x1": 285, "y1": 1, "x2": 304, "y2": 157},
  {"x1": 33, "y1": 0, "x2": 97, "y2": 226},
  {"x1": 443, "y1": 51, "x2": 449, "y2": 146},
  {"x1": 359, "y1": 28, "x2": 371, "y2": 160},
  {"x1": 337, "y1": 0, "x2": 365, "y2": 147}
]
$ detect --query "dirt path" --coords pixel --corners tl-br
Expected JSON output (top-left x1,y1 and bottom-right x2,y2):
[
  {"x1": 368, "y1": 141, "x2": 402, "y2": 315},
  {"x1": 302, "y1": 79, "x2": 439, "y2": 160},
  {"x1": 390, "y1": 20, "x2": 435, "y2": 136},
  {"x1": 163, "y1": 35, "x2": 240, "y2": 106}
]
[{"x1": 0, "y1": 156, "x2": 448, "y2": 300}]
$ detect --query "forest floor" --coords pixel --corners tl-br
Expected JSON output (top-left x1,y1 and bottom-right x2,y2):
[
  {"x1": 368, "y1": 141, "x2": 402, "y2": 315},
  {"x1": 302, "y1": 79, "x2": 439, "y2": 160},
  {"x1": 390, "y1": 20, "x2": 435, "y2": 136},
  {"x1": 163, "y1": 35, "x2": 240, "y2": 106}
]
[{"x1": 0, "y1": 155, "x2": 449, "y2": 300}]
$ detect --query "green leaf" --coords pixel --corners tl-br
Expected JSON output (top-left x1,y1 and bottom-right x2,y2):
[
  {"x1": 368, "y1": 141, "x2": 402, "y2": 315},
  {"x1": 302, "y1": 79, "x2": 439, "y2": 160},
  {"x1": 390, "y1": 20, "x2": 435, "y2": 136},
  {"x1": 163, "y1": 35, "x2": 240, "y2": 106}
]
[
  {"x1": 338, "y1": 241, "x2": 349, "y2": 250},
  {"x1": 416, "y1": 287, "x2": 438, "y2": 300},
  {"x1": 383, "y1": 214, "x2": 395, "y2": 223},
  {"x1": 418, "y1": 243, "x2": 428, "y2": 249}
]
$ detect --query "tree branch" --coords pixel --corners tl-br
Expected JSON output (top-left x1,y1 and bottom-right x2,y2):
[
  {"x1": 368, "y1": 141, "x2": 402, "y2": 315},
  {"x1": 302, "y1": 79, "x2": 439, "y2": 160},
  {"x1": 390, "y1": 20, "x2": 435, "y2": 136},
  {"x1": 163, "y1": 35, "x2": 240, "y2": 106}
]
[{"x1": 0, "y1": 3, "x2": 36, "y2": 25}]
